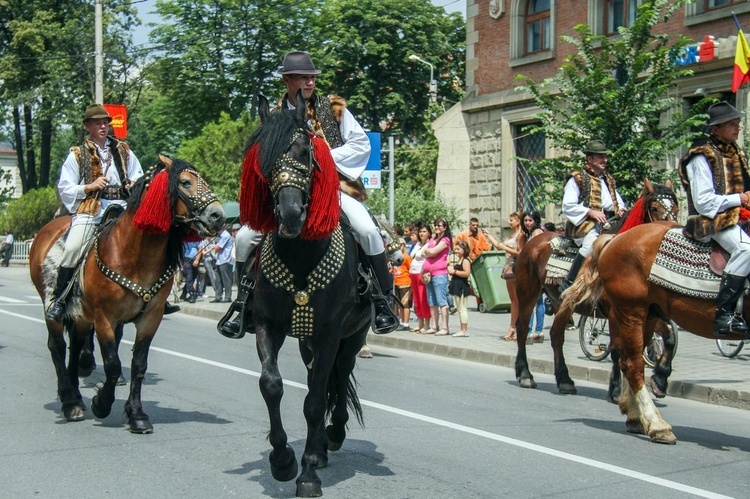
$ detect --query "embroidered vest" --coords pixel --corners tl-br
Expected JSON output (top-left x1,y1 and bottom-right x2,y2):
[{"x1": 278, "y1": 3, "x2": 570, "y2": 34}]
[
  {"x1": 71, "y1": 137, "x2": 130, "y2": 215},
  {"x1": 565, "y1": 167, "x2": 620, "y2": 238}
]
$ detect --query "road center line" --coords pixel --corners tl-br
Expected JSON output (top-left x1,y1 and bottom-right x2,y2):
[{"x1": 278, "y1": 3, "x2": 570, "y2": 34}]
[{"x1": 3, "y1": 308, "x2": 730, "y2": 499}]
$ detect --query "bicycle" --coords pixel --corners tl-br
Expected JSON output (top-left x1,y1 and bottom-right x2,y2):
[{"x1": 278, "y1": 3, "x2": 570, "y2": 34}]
[
  {"x1": 715, "y1": 338, "x2": 748, "y2": 358},
  {"x1": 579, "y1": 316, "x2": 679, "y2": 368}
]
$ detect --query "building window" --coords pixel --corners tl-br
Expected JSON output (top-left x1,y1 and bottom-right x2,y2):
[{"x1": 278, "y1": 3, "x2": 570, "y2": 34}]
[
  {"x1": 685, "y1": 0, "x2": 749, "y2": 25},
  {"x1": 526, "y1": 0, "x2": 551, "y2": 55},
  {"x1": 605, "y1": 0, "x2": 638, "y2": 34},
  {"x1": 514, "y1": 125, "x2": 545, "y2": 213},
  {"x1": 707, "y1": 0, "x2": 735, "y2": 10}
]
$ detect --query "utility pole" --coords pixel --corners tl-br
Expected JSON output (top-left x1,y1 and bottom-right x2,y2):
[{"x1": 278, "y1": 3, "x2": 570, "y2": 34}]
[
  {"x1": 388, "y1": 136, "x2": 395, "y2": 225},
  {"x1": 95, "y1": 0, "x2": 104, "y2": 103}
]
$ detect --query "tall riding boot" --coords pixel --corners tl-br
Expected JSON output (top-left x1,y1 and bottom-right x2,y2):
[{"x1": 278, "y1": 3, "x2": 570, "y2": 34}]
[
  {"x1": 217, "y1": 260, "x2": 254, "y2": 339},
  {"x1": 714, "y1": 273, "x2": 748, "y2": 337},
  {"x1": 364, "y1": 252, "x2": 400, "y2": 335},
  {"x1": 559, "y1": 253, "x2": 586, "y2": 295},
  {"x1": 46, "y1": 266, "x2": 76, "y2": 323}
]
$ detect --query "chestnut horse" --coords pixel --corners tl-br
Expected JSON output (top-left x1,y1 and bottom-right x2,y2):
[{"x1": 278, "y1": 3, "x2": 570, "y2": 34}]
[
  {"x1": 29, "y1": 157, "x2": 224, "y2": 433},
  {"x1": 514, "y1": 179, "x2": 679, "y2": 399},
  {"x1": 564, "y1": 221, "x2": 747, "y2": 444}
]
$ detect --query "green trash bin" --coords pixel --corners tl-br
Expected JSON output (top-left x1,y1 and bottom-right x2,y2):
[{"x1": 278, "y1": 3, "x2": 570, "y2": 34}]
[{"x1": 471, "y1": 250, "x2": 511, "y2": 313}]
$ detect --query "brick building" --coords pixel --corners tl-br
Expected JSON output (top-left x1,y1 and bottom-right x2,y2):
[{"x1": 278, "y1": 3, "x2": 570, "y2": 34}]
[{"x1": 434, "y1": 0, "x2": 750, "y2": 235}]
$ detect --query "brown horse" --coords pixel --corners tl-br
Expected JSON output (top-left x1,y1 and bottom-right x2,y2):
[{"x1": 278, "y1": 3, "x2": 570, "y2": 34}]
[
  {"x1": 514, "y1": 179, "x2": 679, "y2": 399},
  {"x1": 29, "y1": 156, "x2": 224, "y2": 433},
  {"x1": 564, "y1": 221, "x2": 745, "y2": 444}
]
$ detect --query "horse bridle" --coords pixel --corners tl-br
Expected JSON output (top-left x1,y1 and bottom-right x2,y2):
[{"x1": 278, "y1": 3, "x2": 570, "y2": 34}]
[
  {"x1": 172, "y1": 168, "x2": 220, "y2": 225},
  {"x1": 647, "y1": 193, "x2": 678, "y2": 222},
  {"x1": 269, "y1": 129, "x2": 317, "y2": 206}
]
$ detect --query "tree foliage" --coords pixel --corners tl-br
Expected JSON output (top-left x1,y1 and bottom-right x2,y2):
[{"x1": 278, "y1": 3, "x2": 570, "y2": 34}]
[
  {"x1": 516, "y1": 0, "x2": 708, "y2": 204},
  {"x1": 365, "y1": 186, "x2": 462, "y2": 231},
  {"x1": 0, "y1": 186, "x2": 58, "y2": 239}
]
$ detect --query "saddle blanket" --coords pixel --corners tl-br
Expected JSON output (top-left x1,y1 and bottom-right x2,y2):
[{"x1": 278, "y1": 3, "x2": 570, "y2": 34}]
[
  {"x1": 648, "y1": 228, "x2": 719, "y2": 299},
  {"x1": 545, "y1": 236, "x2": 578, "y2": 284}
]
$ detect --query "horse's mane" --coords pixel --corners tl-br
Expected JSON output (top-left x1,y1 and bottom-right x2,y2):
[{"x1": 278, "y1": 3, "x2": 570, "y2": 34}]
[{"x1": 245, "y1": 108, "x2": 306, "y2": 179}]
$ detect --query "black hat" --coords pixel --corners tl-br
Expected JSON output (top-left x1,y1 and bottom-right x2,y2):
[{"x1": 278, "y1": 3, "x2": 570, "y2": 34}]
[
  {"x1": 281, "y1": 51, "x2": 321, "y2": 75},
  {"x1": 583, "y1": 139, "x2": 610, "y2": 155},
  {"x1": 708, "y1": 101, "x2": 743, "y2": 126},
  {"x1": 83, "y1": 104, "x2": 112, "y2": 123}
]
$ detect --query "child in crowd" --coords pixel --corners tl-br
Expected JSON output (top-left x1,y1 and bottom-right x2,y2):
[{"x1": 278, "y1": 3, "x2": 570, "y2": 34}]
[
  {"x1": 448, "y1": 241, "x2": 472, "y2": 337},
  {"x1": 392, "y1": 242, "x2": 413, "y2": 330}
]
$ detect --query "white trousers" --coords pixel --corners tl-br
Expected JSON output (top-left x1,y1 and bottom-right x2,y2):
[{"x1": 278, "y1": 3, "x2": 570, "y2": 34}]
[
  {"x1": 234, "y1": 225, "x2": 263, "y2": 262},
  {"x1": 712, "y1": 225, "x2": 750, "y2": 276},
  {"x1": 340, "y1": 193, "x2": 383, "y2": 256},
  {"x1": 574, "y1": 228, "x2": 599, "y2": 257},
  {"x1": 60, "y1": 214, "x2": 100, "y2": 267}
]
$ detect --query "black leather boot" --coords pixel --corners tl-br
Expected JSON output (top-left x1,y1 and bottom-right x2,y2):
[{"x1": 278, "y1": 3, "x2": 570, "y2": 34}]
[
  {"x1": 364, "y1": 252, "x2": 399, "y2": 335},
  {"x1": 559, "y1": 253, "x2": 585, "y2": 295},
  {"x1": 218, "y1": 260, "x2": 254, "y2": 339},
  {"x1": 164, "y1": 301, "x2": 181, "y2": 315},
  {"x1": 46, "y1": 266, "x2": 76, "y2": 323},
  {"x1": 714, "y1": 273, "x2": 748, "y2": 337}
]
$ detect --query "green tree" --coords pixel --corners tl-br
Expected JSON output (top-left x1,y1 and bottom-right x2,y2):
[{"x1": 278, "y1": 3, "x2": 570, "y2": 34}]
[
  {"x1": 177, "y1": 111, "x2": 258, "y2": 202},
  {"x1": 365, "y1": 187, "x2": 462, "y2": 230},
  {"x1": 0, "y1": 186, "x2": 58, "y2": 239},
  {"x1": 516, "y1": 0, "x2": 707, "y2": 205}
]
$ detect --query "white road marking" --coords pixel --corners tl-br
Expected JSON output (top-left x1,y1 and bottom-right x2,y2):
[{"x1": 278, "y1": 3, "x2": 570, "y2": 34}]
[
  {"x1": 0, "y1": 295, "x2": 28, "y2": 304},
  {"x1": 0, "y1": 307, "x2": 733, "y2": 499}
]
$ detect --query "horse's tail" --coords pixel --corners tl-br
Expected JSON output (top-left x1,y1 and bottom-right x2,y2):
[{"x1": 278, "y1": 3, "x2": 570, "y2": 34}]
[
  {"x1": 327, "y1": 364, "x2": 364, "y2": 427},
  {"x1": 559, "y1": 234, "x2": 616, "y2": 316}
]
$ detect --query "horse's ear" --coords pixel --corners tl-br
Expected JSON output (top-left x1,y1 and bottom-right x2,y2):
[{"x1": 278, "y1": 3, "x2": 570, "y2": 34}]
[
  {"x1": 664, "y1": 178, "x2": 673, "y2": 190},
  {"x1": 642, "y1": 177, "x2": 654, "y2": 196},
  {"x1": 158, "y1": 154, "x2": 173, "y2": 169},
  {"x1": 258, "y1": 94, "x2": 270, "y2": 122},
  {"x1": 294, "y1": 89, "x2": 306, "y2": 122}
]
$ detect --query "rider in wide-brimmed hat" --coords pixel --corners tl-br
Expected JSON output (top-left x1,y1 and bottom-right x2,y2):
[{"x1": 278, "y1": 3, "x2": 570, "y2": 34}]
[{"x1": 680, "y1": 101, "x2": 750, "y2": 338}]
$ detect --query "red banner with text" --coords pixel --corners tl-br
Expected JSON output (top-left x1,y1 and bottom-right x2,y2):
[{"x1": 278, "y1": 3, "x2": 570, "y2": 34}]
[{"x1": 103, "y1": 104, "x2": 128, "y2": 139}]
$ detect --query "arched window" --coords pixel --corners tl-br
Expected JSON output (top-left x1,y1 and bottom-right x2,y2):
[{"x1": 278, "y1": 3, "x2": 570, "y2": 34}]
[
  {"x1": 526, "y1": 0, "x2": 551, "y2": 54},
  {"x1": 605, "y1": 0, "x2": 638, "y2": 34}
]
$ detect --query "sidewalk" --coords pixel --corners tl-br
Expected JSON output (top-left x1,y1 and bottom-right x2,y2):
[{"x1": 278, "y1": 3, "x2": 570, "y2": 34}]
[{"x1": 181, "y1": 290, "x2": 750, "y2": 411}]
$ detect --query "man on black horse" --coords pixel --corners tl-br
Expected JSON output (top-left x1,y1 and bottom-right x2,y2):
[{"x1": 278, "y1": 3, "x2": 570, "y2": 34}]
[
  {"x1": 46, "y1": 104, "x2": 145, "y2": 323},
  {"x1": 680, "y1": 101, "x2": 750, "y2": 338},
  {"x1": 219, "y1": 50, "x2": 398, "y2": 338},
  {"x1": 559, "y1": 139, "x2": 626, "y2": 294}
]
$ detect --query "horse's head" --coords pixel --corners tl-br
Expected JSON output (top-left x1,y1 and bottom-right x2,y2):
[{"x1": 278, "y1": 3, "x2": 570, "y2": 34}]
[
  {"x1": 131, "y1": 156, "x2": 225, "y2": 237},
  {"x1": 643, "y1": 178, "x2": 679, "y2": 223},
  {"x1": 376, "y1": 217, "x2": 404, "y2": 266}
]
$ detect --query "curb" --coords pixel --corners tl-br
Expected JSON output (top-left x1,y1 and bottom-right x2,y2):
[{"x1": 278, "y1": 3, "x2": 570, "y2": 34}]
[{"x1": 177, "y1": 306, "x2": 750, "y2": 411}]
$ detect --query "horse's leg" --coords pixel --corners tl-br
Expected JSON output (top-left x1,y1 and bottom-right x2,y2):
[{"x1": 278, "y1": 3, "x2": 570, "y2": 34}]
[
  {"x1": 608, "y1": 345, "x2": 622, "y2": 404},
  {"x1": 46, "y1": 320, "x2": 85, "y2": 421},
  {"x1": 66, "y1": 322, "x2": 87, "y2": 406},
  {"x1": 114, "y1": 324, "x2": 127, "y2": 386},
  {"x1": 550, "y1": 306, "x2": 576, "y2": 394},
  {"x1": 325, "y1": 330, "x2": 366, "y2": 453},
  {"x1": 123, "y1": 323, "x2": 156, "y2": 434},
  {"x1": 648, "y1": 319, "x2": 673, "y2": 399},
  {"x1": 257, "y1": 325, "x2": 297, "y2": 482},
  {"x1": 296, "y1": 341, "x2": 336, "y2": 498},
  {"x1": 615, "y1": 314, "x2": 676, "y2": 444},
  {"x1": 515, "y1": 284, "x2": 539, "y2": 389},
  {"x1": 90, "y1": 318, "x2": 122, "y2": 420},
  {"x1": 77, "y1": 326, "x2": 96, "y2": 378}
]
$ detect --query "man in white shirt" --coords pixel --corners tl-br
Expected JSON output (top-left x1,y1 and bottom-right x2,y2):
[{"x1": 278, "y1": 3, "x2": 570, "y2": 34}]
[
  {"x1": 560, "y1": 140, "x2": 626, "y2": 294},
  {"x1": 0, "y1": 231, "x2": 13, "y2": 267},
  {"x1": 46, "y1": 104, "x2": 143, "y2": 323}
]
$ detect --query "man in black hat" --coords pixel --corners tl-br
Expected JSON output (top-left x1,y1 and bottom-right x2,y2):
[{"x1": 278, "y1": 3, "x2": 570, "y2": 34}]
[
  {"x1": 219, "y1": 50, "x2": 398, "y2": 339},
  {"x1": 680, "y1": 101, "x2": 750, "y2": 337},
  {"x1": 559, "y1": 139, "x2": 626, "y2": 293},
  {"x1": 45, "y1": 104, "x2": 144, "y2": 323}
]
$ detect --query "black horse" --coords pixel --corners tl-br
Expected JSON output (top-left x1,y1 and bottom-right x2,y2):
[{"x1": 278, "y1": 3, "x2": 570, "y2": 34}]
[{"x1": 242, "y1": 92, "x2": 371, "y2": 497}]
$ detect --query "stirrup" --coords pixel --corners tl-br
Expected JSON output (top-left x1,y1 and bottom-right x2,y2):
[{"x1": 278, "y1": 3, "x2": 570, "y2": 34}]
[{"x1": 217, "y1": 301, "x2": 247, "y2": 339}]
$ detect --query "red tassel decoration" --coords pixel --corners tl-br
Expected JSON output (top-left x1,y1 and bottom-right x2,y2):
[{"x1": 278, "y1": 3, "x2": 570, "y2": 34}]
[
  {"x1": 301, "y1": 136, "x2": 340, "y2": 240},
  {"x1": 239, "y1": 144, "x2": 276, "y2": 232},
  {"x1": 617, "y1": 196, "x2": 646, "y2": 234},
  {"x1": 133, "y1": 170, "x2": 172, "y2": 234}
]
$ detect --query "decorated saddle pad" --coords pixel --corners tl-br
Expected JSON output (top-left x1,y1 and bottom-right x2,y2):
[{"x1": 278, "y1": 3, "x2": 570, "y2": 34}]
[
  {"x1": 545, "y1": 236, "x2": 578, "y2": 284},
  {"x1": 648, "y1": 228, "x2": 719, "y2": 299}
]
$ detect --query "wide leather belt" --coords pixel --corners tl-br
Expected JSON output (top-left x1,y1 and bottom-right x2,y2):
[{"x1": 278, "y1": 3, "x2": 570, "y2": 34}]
[{"x1": 101, "y1": 185, "x2": 124, "y2": 200}]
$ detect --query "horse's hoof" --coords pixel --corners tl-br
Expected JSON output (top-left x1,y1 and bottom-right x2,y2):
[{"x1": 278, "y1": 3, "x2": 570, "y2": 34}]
[
  {"x1": 90, "y1": 395, "x2": 112, "y2": 419},
  {"x1": 296, "y1": 478, "x2": 322, "y2": 498},
  {"x1": 78, "y1": 365, "x2": 95, "y2": 378},
  {"x1": 116, "y1": 375, "x2": 128, "y2": 386},
  {"x1": 518, "y1": 378, "x2": 537, "y2": 389},
  {"x1": 129, "y1": 418, "x2": 154, "y2": 434},
  {"x1": 325, "y1": 425, "x2": 345, "y2": 451},
  {"x1": 357, "y1": 347, "x2": 373, "y2": 359},
  {"x1": 650, "y1": 430, "x2": 677, "y2": 445},
  {"x1": 648, "y1": 377, "x2": 667, "y2": 398},
  {"x1": 327, "y1": 440, "x2": 342, "y2": 452},
  {"x1": 64, "y1": 405, "x2": 86, "y2": 422},
  {"x1": 558, "y1": 382, "x2": 577, "y2": 395},
  {"x1": 270, "y1": 445, "x2": 298, "y2": 482},
  {"x1": 625, "y1": 418, "x2": 646, "y2": 435}
]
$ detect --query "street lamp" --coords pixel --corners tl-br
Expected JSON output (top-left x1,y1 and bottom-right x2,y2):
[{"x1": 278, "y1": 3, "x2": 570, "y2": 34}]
[{"x1": 408, "y1": 54, "x2": 437, "y2": 103}]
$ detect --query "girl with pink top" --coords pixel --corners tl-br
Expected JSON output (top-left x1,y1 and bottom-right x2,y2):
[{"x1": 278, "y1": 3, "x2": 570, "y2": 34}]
[{"x1": 421, "y1": 217, "x2": 453, "y2": 335}]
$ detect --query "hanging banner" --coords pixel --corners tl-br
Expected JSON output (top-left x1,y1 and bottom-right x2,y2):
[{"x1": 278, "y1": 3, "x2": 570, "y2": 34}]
[
  {"x1": 103, "y1": 104, "x2": 128, "y2": 139},
  {"x1": 363, "y1": 132, "x2": 381, "y2": 189}
]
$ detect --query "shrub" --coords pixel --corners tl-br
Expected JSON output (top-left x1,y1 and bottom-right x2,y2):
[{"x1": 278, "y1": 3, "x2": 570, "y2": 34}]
[{"x1": 0, "y1": 187, "x2": 59, "y2": 239}]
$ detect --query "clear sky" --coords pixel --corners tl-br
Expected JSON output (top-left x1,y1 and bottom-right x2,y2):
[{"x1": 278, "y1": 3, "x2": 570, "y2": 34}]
[{"x1": 131, "y1": 0, "x2": 467, "y2": 47}]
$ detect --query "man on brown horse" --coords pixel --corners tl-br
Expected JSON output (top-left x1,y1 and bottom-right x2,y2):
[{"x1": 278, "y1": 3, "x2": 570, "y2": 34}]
[
  {"x1": 559, "y1": 139, "x2": 626, "y2": 293},
  {"x1": 45, "y1": 104, "x2": 144, "y2": 323},
  {"x1": 680, "y1": 101, "x2": 750, "y2": 337},
  {"x1": 219, "y1": 51, "x2": 398, "y2": 338}
]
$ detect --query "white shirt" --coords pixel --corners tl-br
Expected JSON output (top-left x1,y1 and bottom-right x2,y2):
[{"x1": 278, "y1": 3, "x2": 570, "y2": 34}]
[
  {"x1": 58, "y1": 138, "x2": 143, "y2": 215},
  {"x1": 562, "y1": 175, "x2": 626, "y2": 226},
  {"x1": 286, "y1": 99, "x2": 372, "y2": 180},
  {"x1": 686, "y1": 154, "x2": 741, "y2": 218}
]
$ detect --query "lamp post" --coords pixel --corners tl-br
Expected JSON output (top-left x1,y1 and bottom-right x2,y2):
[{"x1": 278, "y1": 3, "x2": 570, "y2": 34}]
[{"x1": 408, "y1": 54, "x2": 437, "y2": 103}]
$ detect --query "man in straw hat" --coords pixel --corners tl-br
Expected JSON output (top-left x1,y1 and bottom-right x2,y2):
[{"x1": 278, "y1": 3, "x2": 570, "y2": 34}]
[
  {"x1": 219, "y1": 51, "x2": 399, "y2": 338},
  {"x1": 46, "y1": 104, "x2": 144, "y2": 323},
  {"x1": 680, "y1": 101, "x2": 750, "y2": 337},
  {"x1": 559, "y1": 139, "x2": 626, "y2": 294}
]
